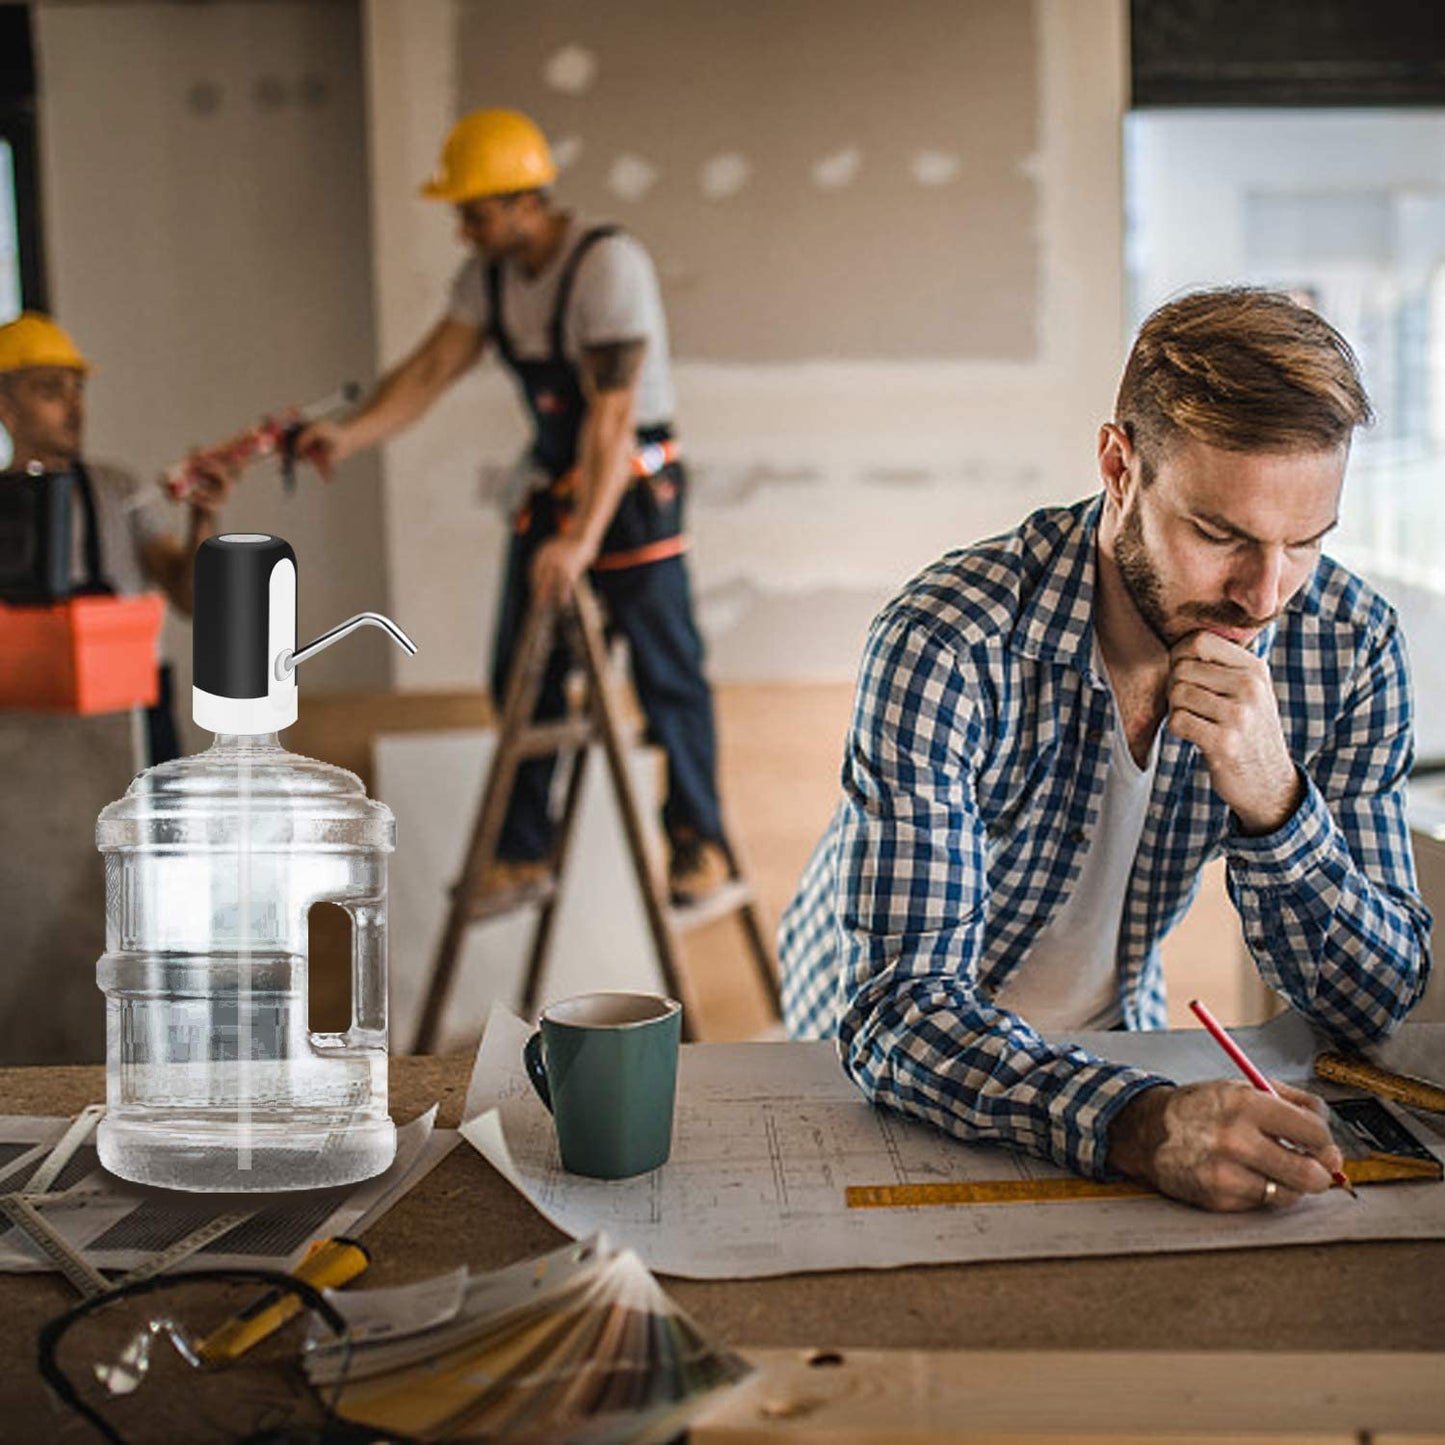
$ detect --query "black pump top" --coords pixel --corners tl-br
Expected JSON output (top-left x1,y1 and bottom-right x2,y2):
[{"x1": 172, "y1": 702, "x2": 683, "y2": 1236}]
[{"x1": 193, "y1": 533, "x2": 296, "y2": 700}]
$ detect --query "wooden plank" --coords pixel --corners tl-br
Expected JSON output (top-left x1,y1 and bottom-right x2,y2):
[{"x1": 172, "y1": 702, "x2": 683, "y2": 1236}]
[{"x1": 691, "y1": 1349, "x2": 1445, "y2": 1440}]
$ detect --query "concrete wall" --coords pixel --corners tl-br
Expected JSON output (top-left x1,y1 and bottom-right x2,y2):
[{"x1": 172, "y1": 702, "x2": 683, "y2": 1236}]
[
  {"x1": 454, "y1": 0, "x2": 1040, "y2": 365},
  {"x1": 34, "y1": 0, "x2": 391, "y2": 743},
  {"x1": 363, "y1": 0, "x2": 1129, "y2": 688}
]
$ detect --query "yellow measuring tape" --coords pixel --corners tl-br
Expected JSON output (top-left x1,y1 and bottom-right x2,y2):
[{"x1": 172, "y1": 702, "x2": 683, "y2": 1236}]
[
  {"x1": 1313, "y1": 1052, "x2": 1445, "y2": 1114},
  {"x1": 847, "y1": 1178, "x2": 1150, "y2": 1209},
  {"x1": 845, "y1": 1152, "x2": 1441, "y2": 1210}
]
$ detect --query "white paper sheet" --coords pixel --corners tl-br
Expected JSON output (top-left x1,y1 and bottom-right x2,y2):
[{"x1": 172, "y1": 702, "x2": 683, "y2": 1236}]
[{"x1": 461, "y1": 1007, "x2": 1445, "y2": 1280}]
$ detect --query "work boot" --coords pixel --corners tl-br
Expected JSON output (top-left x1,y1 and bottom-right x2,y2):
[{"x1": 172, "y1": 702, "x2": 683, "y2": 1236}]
[
  {"x1": 668, "y1": 834, "x2": 731, "y2": 907},
  {"x1": 481, "y1": 858, "x2": 553, "y2": 895}
]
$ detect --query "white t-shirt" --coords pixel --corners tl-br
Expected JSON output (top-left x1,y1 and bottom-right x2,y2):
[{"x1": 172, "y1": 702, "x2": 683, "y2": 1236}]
[
  {"x1": 991, "y1": 651, "x2": 1161, "y2": 1032},
  {"x1": 69, "y1": 461, "x2": 171, "y2": 597},
  {"x1": 447, "y1": 216, "x2": 675, "y2": 428}
]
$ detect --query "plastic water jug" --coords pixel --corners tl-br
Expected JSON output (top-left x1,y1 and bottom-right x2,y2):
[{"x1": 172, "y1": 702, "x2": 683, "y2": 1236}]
[{"x1": 95, "y1": 533, "x2": 415, "y2": 1191}]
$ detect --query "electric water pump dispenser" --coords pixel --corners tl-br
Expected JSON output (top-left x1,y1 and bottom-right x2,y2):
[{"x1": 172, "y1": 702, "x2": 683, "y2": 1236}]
[{"x1": 95, "y1": 533, "x2": 416, "y2": 1192}]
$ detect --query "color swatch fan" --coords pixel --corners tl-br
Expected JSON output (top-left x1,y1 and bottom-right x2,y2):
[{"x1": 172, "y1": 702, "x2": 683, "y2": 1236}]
[{"x1": 304, "y1": 1234, "x2": 751, "y2": 1441}]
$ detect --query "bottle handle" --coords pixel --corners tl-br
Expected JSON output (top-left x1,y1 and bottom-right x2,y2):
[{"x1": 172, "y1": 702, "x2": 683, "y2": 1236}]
[{"x1": 306, "y1": 899, "x2": 388, "y2": 1057}]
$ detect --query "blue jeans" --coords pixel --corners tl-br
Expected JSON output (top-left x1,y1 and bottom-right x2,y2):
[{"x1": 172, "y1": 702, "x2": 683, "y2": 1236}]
[{"x1": 491, "y1": 536, "x2": 723, "y2": 861}]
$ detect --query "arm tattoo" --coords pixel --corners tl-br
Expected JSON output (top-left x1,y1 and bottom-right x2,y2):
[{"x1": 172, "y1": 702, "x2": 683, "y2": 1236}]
[{"x1": 581, "y1": 339, "x2": 646, "y2": 393}]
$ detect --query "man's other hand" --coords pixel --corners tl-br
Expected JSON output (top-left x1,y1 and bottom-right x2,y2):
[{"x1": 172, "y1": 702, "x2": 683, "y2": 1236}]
[
  {"x1": 183, "y1": 451, "x2": 237, "y2": 517},
  {"x1": 530, "y1": 536, "x2": 595, "y2": 607},
  {"x1": 1106, "y1": 1079, "x2": 1345, "y2": 1211},
  {"x1": 293, "y1": 420, "x2": 352, "y2": 480},
  {"x1": 1166, "y1": 630, "x2": 1303, "y2": 835}
]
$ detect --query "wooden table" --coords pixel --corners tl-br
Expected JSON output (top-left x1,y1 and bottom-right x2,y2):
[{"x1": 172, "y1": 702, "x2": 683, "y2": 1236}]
[{"x1": 2, "y1": 1056, "x2": 1443, "y2": 1442}]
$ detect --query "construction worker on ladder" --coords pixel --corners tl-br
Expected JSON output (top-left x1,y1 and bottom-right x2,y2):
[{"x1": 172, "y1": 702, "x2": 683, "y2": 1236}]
[{"x1": 299, "y1": 109, "x2": 729, "y2": 903}]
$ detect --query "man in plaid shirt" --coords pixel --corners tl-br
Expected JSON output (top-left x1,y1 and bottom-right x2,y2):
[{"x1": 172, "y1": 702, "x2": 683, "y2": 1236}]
[{"x1": 780, "y1": 289, "x2": 1431, "y2": 1212}]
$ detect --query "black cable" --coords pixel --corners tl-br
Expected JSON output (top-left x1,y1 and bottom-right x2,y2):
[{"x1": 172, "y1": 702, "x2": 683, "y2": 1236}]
[{"x1": 36, "y1": 1268, "x2": 366, "y2": 1445}]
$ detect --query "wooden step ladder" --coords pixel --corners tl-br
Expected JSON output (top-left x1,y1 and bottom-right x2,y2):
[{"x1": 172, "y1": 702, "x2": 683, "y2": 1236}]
[{"x1": 410, "y1": 580, "x2": 782, "y2": 1053}]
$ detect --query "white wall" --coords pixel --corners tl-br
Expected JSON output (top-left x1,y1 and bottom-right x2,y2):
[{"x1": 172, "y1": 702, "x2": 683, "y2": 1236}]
[
  {"x1": 35, "y1": 1, "x2": 392, "y2": 742},
  {"x1": 362, "y1": 0, "x2": 1129, "y2": 688}
]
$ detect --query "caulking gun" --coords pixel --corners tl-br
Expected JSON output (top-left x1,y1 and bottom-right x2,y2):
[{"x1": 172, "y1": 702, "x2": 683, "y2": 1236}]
[{"x1": 161, "y1": 382, "x2": 362, "y2": 502}]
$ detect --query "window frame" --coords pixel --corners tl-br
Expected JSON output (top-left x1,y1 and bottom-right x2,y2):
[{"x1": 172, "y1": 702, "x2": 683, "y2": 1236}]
[{"x1": 0, "y1": 4, "x2": 48, "y2": 312}]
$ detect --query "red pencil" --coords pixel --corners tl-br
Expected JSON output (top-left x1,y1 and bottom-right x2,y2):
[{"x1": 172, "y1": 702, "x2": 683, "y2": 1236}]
[{"x1": 1188, "y1": 997, "x2": 1357, "y2": 1199}]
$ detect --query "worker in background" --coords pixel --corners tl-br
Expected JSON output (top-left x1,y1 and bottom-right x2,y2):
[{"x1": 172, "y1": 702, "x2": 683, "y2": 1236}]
[
  {"x1": 0, "y1": 312, "x2": 233, "y2": 1066},
  {"x1": 0, "y1": 311, "x2": 233, "y2": 762},
  {"x1": 300, "y1": 108, "x2": 729, "y2": 904},
  {"x1": 781, "y1": 288, "x2": 1430, "y2": 1213}
]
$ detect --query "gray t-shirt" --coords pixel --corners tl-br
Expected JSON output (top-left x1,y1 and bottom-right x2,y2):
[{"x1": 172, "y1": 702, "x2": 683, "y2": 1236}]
[
  {"x1": 447, "y1": 217, "x2": 675, "y2": 428},
  {"x1": 70, "y1": 460, "x2": 171, "y2": 597}
]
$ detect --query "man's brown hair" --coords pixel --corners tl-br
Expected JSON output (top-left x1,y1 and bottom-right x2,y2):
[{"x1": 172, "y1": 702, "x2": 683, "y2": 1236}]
[{"x1": 1115, "y1": 287, "x2": 1372, "y2": 480}]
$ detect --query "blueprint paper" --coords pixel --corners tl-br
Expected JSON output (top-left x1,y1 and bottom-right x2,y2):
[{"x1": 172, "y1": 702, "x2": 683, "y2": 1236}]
[{"x1": 461, "y1": 1007, "x2": 1445, "y2": 1280}]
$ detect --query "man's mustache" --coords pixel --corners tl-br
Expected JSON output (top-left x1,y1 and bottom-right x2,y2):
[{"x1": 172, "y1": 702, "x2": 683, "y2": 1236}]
[{"x1": 1182, "y1": 602, "x2": 1279, "y2": 630}]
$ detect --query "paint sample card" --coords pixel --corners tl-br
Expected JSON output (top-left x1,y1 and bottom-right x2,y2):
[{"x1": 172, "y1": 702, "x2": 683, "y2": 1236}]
[{"x1": 307, "y1": 1234, "x2": 750, "y2": 1442}]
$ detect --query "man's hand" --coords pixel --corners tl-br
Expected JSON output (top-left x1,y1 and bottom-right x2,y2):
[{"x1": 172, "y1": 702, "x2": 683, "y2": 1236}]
[
  {"x1": 530, "y1": 535, "x2": 595, "y2": 607},
  {"x1": 293, "y1": 419, "x2": 354, "y2": 481},
  {"x1": 181, "y1": 451, "x2": 237, "y2": 517},
  {"x1": 1107, "y1": 1080, "x2": 1345, "y2": 1211},
  {"x1": 1166, "y1": 630, "x2": 1303, "y2": 835},
  {"x1": 140, "y1": 451, "x2": 238, "y2": 615}
]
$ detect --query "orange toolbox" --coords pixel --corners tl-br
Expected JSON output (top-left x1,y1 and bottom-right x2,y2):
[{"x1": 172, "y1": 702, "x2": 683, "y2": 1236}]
[{"x1": 0, "y1": 592, "x2": 164, "y2": 714}]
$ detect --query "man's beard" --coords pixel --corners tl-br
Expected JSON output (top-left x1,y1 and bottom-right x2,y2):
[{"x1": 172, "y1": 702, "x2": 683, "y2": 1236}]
[
  {"x1": 1114, "y1": 501, "x2": 1178, "y2": 647},
  {"x1": 1113, "y1": 500, "x2": 1274, "y2": 648}
]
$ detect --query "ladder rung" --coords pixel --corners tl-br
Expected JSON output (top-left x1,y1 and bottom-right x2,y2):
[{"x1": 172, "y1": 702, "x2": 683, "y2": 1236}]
[
  {"x1": 514, "y1": 718, "x2": 596, "y2": 760},
  {"x1": 468, "y1": 876, "x2": 559, "y2": 922},
  {"x1": 667, "y1": 879, "x2": 756, "y2": 934}
]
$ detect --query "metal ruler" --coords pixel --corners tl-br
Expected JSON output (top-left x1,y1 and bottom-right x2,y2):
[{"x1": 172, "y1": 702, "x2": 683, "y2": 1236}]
[
  {"x1": 0, "y1": 1191, "x2": 257, "y2": 1298},
  {"x1": 845, "y1": 1152, "x2": 1441, "y2": 1210},
  {"x1": 1314, "y1": 1052, "x2": 1445, "y2": 1114},
  {"x1": 0, "y1": 1193, "x2": 113, "y2": 1296},
  {"x1": 113, "y1": 1210, "x2": 259, "y2": 1287},
  {"x1": 25, "y1": 1103, "x2": 105, "y2": 1194},
  {"x1": 0, "y1": 1101, "x2": 258, "y2": 1298}
]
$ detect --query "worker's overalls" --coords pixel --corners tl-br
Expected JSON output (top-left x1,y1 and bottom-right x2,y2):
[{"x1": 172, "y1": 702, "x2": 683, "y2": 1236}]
[
  {"x1": 69, "y1": 463, "x2": 179, "y2": 766},
  {"x1": 487, "y1": 226, "x2": 722, "y2": 862}
]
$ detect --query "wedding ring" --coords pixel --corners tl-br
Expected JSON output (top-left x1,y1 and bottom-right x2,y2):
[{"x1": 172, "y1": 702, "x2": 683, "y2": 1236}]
[{"x1": 1262, "y1": 1178, "x2": 1279, "y2": 1208}]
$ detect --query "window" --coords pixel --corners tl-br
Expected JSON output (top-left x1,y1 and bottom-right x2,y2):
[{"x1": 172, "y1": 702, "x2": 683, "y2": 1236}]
[
  {"x1": 1128, "y1": 0, "x2": 1445, "y2": 593},
  {"x1": 0, "y1": 3, "x2": 45, "y2": 319},
  {"x1": 1, "y1": 138, "x2": 22, "y2": 321},
  {"x1": 1125, "y1": 109, "x2": 1445, "y2": 590}
]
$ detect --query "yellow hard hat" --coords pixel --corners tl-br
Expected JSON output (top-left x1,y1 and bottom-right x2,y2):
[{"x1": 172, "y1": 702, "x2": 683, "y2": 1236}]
[
  {"x1": 420, "y1": 108, "x2": 557, "y2": 203},
  {"x1": 0, "y1": 312, "x2": 91, "y2": 373}
]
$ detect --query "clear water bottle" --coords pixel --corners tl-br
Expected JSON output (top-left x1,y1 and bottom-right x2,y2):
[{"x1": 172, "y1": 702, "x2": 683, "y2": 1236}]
[{"x1": 96, "y1": 534, "x2": 416, "y2": 1191}]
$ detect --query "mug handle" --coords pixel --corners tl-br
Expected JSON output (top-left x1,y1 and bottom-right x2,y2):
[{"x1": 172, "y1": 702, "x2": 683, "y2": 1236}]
[{"x1": 523, "y1": 1031, "x2": 553, "y2": 1113}]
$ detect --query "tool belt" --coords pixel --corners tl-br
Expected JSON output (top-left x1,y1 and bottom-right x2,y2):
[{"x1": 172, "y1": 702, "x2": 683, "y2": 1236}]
[{"x1": 513, "y1": 435, "x2": 687, "y2": 572}]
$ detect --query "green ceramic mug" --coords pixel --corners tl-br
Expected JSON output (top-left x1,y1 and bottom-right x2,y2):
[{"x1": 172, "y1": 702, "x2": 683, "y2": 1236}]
[{"x1": 523, "y1": 992, "x2": 682, "y2": 1179}]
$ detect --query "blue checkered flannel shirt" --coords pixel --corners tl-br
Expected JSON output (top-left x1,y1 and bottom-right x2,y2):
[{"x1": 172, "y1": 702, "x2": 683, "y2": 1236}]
[{"x1": 779, "y1": 497, "x2": 1431, "y2": 1179}]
